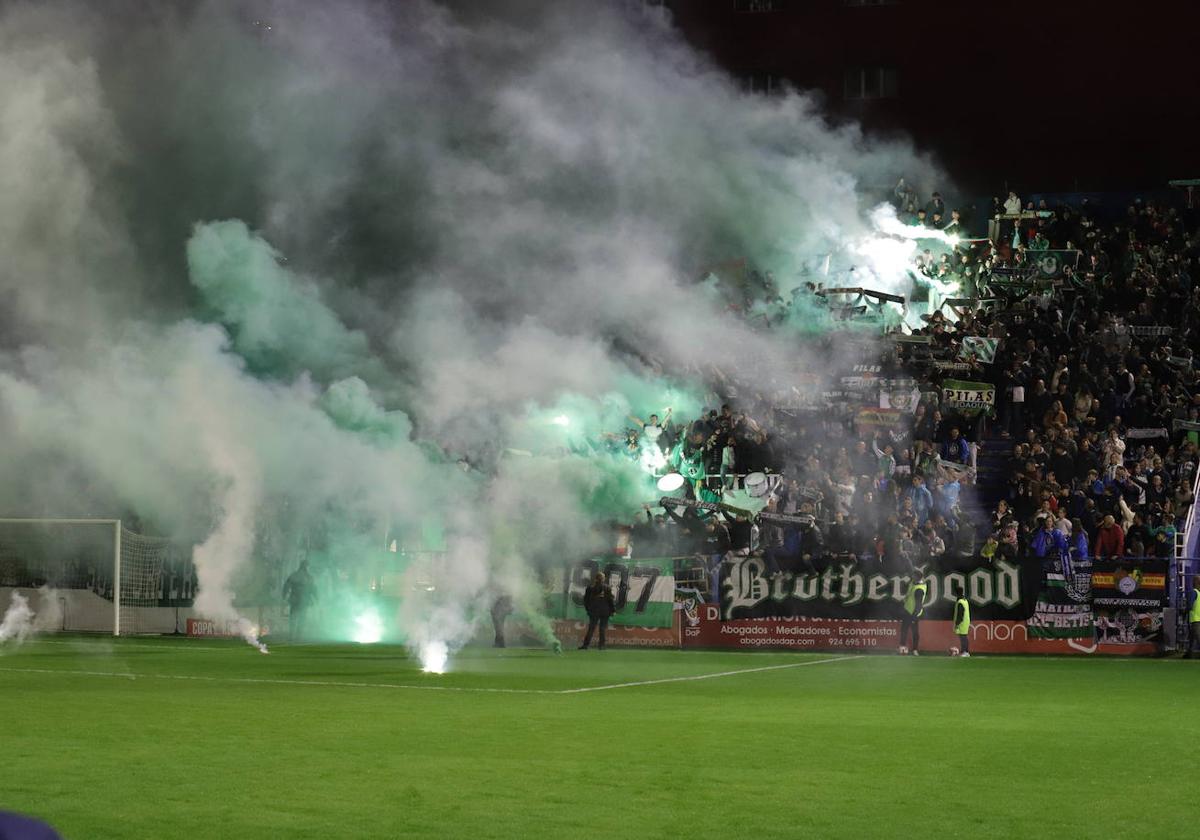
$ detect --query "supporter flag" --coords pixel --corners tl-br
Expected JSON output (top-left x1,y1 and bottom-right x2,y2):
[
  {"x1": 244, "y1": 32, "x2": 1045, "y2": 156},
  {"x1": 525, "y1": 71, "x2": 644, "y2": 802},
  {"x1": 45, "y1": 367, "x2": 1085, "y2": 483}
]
[
  {"x1": 855, "y1": 407, "x2": 906, "y2": 430},
  {"x1": 1028, "y1": 249, "x2": 1080, "y2": 281},
  {"x1": 1091, "y1": 559, "x2": 1167, "y2": 645},
  {"x1": 879, "y1": 384, "x2": 920, "y2": 413},
  {"x1": 959, "y1": 336, "x2": 999, "y2": 364},
  {"x1": 1027, "y1": 571, "x2": 1094, "y2": 639},
  {"x1": 941, "y1": 379, "x2": 995, "y2": 416}
]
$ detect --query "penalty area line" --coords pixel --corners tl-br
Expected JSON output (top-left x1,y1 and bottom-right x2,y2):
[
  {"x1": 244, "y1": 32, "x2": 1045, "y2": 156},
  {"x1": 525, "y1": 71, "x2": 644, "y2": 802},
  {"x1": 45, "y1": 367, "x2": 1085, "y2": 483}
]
[{"x1": 558, "y1": 654, "x2": 864, "y2": 694}]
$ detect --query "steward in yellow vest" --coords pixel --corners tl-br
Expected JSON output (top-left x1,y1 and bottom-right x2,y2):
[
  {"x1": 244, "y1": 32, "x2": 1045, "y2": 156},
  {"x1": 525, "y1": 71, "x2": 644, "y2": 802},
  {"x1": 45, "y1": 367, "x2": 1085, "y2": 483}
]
[
  {"x1": 1186, "y1": 576, "x2": 1200, "y2": 659},
  {"x1": 952, "y1": 583, "x2": 971, "y2": 658},
  {"x1": 899, "y1": 571, "x2": 927, "y2": 655}
]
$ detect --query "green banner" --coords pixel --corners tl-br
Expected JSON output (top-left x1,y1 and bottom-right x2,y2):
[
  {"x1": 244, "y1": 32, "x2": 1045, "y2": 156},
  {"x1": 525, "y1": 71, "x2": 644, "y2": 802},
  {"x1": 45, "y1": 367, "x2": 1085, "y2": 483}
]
[
  {"x1": 942, "y1": 379, "x2": 995, "y2": 415},
  {"x1": 562, "y1": 558, "x2": 675, "y2": 628}
]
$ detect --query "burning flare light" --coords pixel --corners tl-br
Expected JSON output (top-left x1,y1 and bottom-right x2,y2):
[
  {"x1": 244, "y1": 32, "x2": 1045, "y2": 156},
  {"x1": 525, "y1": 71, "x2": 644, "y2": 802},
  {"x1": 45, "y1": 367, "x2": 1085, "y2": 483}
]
[
  {"x1": 353, "y1": 609, "x2": 384, "y2": 644},
  {"x1": 420, "y1": 639, "x2": 449, "y2": 674}
]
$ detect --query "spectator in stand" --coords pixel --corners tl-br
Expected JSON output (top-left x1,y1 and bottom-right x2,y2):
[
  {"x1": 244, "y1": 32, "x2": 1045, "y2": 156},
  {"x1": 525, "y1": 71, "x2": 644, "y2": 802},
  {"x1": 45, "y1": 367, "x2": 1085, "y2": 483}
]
[
  {"x1": 1030, "y1": 517, "x2": 1066, "y2": 563},
  {"x1": 1043, "y1": 400, "x2": 1069, "y2": 432},
  {"x1": 906, "y1": 474, "x2": 934, "y2": 526},
  {"x1": 945, "y1": 209, "x2": 966, "y2": 237},
  {"x1": 1102, "y1": 427, "x2": 1126, "y2": 464},
  {"x1": 628, "y1": 408, "x2": 671, "y2": 453},
  {"x1": 1094, "y1": 514, "x2": 1125, "y2": 559},
  {"x1": 1069, "y1": 518, "x2": 1089, "y2": 564},
  {"x1": 941, "y1": 427, "x2": 969, "y2": 464},
  {"x1": 719, "y1": 436, "x2": 737, "y2": 490},
  {"x1": 980, "y1": 533, "x2": 999, "y2": 563}
]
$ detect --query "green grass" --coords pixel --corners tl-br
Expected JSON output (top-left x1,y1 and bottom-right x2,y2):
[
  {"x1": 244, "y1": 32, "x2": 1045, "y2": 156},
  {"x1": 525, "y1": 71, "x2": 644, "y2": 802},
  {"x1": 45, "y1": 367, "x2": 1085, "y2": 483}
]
[{"x1": 0, "y1": 638, "x2": 1195, "y2": 839}]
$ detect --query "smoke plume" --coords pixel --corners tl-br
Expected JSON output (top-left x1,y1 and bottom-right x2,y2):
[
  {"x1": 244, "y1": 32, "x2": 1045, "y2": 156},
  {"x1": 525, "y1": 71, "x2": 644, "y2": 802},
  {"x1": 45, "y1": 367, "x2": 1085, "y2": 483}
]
[
  {"x1": 0, "y1": 0, "x2": 943, "y2": 661},
  {"x1": 0, "y1": 588, "x2": 63, "y2": 647}
]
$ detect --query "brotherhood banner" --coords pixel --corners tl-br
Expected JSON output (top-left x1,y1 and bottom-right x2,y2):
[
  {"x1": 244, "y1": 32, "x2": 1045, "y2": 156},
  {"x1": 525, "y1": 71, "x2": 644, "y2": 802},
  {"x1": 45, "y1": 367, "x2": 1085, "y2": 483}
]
[
  {"x1": 941, "y1": 379, "x2": 996, "y2": 415},
  {"x1": 720, "y1": 557, "x2": 1033, "y2": 622},
  {"x1": 562, "y1": 558, "x2": 675, "y2": 628},
  {"x1": 959, "y1": 337, "x2": 999, "y2": 364}
]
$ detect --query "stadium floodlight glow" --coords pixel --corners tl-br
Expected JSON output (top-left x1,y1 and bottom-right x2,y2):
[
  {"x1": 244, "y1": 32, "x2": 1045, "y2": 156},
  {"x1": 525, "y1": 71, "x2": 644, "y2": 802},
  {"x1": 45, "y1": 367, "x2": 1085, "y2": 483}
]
[
  {"x1": 353, "y1": 609, "x2": 383, "y2": 644},
  {"x1": 551, "y1": 414, "x2": 569, "y2": 426},
  {"x1": 656, "y1": 472, "x2": 685, "y2": 493},
  {"x1": 421, "y1": 639, "x2": 448, "y2": 674}
]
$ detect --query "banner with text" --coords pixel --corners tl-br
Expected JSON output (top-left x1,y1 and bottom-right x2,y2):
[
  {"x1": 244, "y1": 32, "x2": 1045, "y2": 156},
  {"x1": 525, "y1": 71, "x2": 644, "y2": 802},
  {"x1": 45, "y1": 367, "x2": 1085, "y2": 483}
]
[
  {"x1": 563, "y1": 558, "x2": 675, "y2": 628},
  {"x1": 1027, "y1": 565, "x2": 1095, "y2": 640},
  {"x1": 941, "y1": 379, "x2": 996, "y2": 416},
  {"x1": 682, "y1": 603, "x2": 1147, "y2": 655},
  {"x1": 720, "y1": 557, "x2": 1033, "y2": 622}
]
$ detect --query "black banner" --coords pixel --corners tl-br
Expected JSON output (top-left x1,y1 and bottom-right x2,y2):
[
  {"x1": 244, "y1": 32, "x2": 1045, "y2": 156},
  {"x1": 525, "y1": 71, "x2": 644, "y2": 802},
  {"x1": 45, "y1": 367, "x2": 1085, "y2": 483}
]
[
  {"x1": 720, "y1": 556, "x2": 1038, "y2": 621},
  {"x1": 1091, "y1": 559, "x2": 1167, "y2": 645}
]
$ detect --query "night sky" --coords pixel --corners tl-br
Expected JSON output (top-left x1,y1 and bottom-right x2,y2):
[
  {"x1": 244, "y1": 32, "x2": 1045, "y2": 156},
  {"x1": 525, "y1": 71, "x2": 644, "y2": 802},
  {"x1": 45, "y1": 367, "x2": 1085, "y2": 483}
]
[{"x1": 668, "y1": 0, "x2": 1200, "y2": 194}]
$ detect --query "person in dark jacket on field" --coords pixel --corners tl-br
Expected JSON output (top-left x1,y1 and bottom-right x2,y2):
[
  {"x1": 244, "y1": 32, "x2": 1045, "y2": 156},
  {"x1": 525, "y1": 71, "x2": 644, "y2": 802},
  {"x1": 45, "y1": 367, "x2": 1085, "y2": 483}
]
[
  {"x1": 281, "y1": 560, "x2": 316, "y2": 641},
  {"x1": 579, "y1": 572, "x2": 616, "y2": 650}
]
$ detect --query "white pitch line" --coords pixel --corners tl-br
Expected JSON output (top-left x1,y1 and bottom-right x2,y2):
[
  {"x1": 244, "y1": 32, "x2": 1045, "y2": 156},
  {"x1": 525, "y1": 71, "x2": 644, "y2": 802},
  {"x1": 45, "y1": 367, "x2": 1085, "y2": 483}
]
[
  {"x1": 0, "y1": 667, "x2": 556, "y2": 695},
  {"x1": 0, "y1": 654, "x2": 864, "y2": 696},
  {"x1": 25, "y1": 639, "x2": 243, "y2": 652},
  {"x1": 558, "y1": 654, "x2": 863, "y2": 694}
]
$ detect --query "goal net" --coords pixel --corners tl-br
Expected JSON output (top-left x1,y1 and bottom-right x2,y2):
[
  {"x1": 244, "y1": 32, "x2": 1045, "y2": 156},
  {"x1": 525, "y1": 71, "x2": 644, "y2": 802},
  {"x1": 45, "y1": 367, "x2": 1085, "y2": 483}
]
[{"x1": 0, "y1": 519, "x2": 191, "y2": 635}]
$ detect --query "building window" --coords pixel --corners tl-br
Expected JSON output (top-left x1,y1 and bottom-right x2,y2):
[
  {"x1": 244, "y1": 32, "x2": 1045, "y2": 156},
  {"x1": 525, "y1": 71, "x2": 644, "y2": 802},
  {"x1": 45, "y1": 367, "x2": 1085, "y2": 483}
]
[
  {"x1": 744, "y1": 72, "x2": 782, "y2": 95},
  {"x1": 626, "y1": 0, "x2": 668, "y2": 18},
  {"x1": 843, "y1": 67, "x2": 899, "y2": 100},
  {"x1": 734, "y1": 0, "x2": 779, "y2": 12}
]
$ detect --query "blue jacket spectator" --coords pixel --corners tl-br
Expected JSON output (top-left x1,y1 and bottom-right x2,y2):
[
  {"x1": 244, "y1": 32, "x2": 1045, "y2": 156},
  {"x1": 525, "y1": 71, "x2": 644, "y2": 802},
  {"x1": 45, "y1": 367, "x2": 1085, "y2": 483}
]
[
  {"x1": 1070, "y1": 528, "x2": 1089, "y2": 562},
  {"x1": 1030, "y1": 522, "x2": 1068, "y2": 559},
  {"x1": 906, "y1": 475, "x2": 934, "y2": 525},
  {"x1": 941, "y1": 428, "x2": 970, "y2": 464}
]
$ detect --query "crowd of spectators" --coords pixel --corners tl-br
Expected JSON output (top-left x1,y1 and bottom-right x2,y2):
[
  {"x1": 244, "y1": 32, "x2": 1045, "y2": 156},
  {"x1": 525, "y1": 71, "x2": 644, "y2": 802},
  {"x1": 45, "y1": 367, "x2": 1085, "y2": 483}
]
[{"x1": 611, "y1": 185, "x2": 1199, "y2": 593}]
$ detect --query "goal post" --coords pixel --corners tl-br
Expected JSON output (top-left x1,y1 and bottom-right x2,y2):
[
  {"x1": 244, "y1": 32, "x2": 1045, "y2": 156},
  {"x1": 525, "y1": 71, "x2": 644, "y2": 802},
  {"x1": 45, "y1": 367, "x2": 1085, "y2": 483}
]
[
  {"x1": 114, "y1": 520, "x2": 121, "y2": 636},
  {"x1": 0, "y1": 518, "x2": 186, "y2": 635}
]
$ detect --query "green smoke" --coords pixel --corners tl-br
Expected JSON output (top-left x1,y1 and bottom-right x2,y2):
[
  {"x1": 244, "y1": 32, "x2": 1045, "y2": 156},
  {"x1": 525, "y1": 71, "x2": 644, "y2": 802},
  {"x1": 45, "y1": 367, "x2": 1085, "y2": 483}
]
[{"x1": 186, "y1": 220, "x2": 387, "y2": 386}]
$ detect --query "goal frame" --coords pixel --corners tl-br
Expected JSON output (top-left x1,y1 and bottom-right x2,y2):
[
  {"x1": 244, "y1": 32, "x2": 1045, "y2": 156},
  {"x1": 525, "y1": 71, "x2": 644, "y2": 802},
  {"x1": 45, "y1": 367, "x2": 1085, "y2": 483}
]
[{"x1": 0, "y1": 518, "x2": 123, "y2": 635}]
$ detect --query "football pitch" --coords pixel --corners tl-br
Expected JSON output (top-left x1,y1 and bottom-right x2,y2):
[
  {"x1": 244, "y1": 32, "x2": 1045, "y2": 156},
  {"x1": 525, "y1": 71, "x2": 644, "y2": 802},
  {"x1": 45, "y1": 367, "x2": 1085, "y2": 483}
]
[{"x1": 1, "y1": 639, "x2": 1194, "y2": 839}]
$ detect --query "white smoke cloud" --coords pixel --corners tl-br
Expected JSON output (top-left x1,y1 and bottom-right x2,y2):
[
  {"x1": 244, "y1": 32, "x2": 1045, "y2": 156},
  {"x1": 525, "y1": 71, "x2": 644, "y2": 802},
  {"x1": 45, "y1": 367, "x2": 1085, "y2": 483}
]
[
  {"x1": 0, "y1": 0, "x2": 946, "y2": 661},
  {"x1": 0, "y1": 588, "x2": 63, "y2": 647}
]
